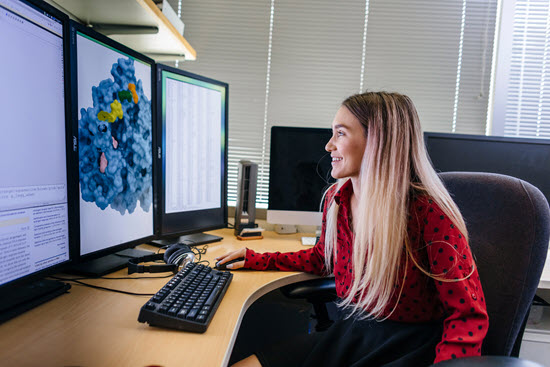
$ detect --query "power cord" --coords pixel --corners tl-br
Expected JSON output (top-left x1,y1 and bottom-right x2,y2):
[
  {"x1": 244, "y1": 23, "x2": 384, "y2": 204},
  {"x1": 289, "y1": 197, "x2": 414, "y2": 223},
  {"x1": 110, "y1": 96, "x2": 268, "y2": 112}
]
[{"x1": 49, "y1": 276, "x2": 158, "y2": 296}]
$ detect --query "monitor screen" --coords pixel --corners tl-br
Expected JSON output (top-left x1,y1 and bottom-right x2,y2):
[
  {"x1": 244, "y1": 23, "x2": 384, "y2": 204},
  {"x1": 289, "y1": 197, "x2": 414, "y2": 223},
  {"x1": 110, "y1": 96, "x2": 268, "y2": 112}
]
[
  {"x1": 0, "y1": 0, "x2": 72, "y2": 288},
  {"x1": 267, "y1": 126, "x2": 335, "y2": 226},
  {"x1": 72, "y1": 23, "x2": 155, "y2": 259},
  {"x1": 424, "y1": 132, "x2": 550, "y2": 204},
  {"x1": 155, "y1": 65, "x2": 227, "y2": 244}
]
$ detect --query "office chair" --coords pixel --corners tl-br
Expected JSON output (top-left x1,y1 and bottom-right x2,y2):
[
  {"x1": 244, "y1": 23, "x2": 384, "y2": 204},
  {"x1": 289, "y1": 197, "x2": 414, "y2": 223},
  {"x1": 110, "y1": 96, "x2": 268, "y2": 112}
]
[{"x1": 282, "y1": 172, "x2": 550, "y2": 366}]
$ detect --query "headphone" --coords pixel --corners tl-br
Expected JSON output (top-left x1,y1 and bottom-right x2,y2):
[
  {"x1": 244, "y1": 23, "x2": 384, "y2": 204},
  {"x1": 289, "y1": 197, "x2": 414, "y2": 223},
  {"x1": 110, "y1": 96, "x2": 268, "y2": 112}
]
[{"x1": 127, "y1": 243, "x2": 195, "y2": 274}]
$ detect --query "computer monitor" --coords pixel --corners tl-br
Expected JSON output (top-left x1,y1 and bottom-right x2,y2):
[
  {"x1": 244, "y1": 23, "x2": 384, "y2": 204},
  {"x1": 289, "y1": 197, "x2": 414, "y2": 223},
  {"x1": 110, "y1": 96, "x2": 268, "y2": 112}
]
[
  {"x1": 424, "y1": 132, "x2": 550, "y2": 205},
  {"x1": 0, "y1": 0, "x2": 76, "y2": 322},
  {"x1": 69, "y1": 22, "x2": 156, "y2": 275},
  {"x1": 153, "y1": 64, "x2": 228, "y2": 247},
  {"x1": 267, "y1": 126, "x2": 335, "y2": 227}
]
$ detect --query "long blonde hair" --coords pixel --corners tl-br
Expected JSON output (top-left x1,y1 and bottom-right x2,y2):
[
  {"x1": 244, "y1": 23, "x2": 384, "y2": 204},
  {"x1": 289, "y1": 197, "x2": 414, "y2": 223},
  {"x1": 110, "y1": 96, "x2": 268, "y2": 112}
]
[{"x1": 323, "y1": 92, "x2": 469, "y2": 319}]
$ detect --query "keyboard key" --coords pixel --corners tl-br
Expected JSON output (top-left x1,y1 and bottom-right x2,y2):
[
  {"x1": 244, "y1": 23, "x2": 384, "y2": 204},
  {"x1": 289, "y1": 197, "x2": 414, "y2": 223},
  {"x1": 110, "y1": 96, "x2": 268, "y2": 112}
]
[
  {"x1": 177, "y1": 308, "x2": 189, "y2": 318},
  {"x1": 187, "y1": 308, "x2": 200, "y2": 320},
  {"x1": 205, "y1": 286, "x2": 222, "y2": 307}
]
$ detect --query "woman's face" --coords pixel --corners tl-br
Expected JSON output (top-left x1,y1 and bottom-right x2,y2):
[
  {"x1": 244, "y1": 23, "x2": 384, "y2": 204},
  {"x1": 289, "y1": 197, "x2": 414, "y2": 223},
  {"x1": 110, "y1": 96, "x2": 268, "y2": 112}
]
[{"x1": 325, "y1": 106, "x2": 367, "y2": 180}]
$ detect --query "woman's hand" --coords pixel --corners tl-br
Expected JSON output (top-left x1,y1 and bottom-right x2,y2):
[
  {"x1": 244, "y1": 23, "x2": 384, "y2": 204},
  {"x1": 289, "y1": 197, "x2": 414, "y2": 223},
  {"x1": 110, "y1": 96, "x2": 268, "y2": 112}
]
[{"x1": 214, "y1": 248, "x2": 247, "y2": 270}]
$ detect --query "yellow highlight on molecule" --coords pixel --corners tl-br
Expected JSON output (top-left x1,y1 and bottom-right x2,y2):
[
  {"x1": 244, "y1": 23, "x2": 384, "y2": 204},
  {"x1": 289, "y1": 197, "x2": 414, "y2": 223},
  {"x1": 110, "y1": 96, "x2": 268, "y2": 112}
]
[{"x1": 97, "y1": 100, "x2": 123, "y2": 123}]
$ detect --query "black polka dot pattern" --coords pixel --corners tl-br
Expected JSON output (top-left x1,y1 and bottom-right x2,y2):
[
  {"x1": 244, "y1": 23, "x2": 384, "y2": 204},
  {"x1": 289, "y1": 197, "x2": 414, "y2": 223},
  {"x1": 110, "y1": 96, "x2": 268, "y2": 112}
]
[{"x1": 241, "y1": 180, "x2": 488, "y2": 364}]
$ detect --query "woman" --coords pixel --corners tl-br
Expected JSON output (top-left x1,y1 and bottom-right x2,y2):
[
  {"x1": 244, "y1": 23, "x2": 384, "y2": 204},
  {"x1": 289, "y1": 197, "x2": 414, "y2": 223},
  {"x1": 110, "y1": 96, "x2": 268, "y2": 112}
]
[{"x1": 218, "y1": 92, "x2": 489, "y2": 366}]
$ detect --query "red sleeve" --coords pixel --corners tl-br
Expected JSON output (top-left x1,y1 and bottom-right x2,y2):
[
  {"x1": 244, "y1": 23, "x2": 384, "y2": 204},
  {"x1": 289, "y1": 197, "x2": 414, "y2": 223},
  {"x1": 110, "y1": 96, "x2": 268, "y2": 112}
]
[
  {"x1": 420, "y1": 200, "x2": 489, "y2": 364},
  {"x1": 242, "y1": 186, "x2": 336, "y2": 276},
  {"x1": 243, "y1": 245, "x2": 326, "y2": 275}
]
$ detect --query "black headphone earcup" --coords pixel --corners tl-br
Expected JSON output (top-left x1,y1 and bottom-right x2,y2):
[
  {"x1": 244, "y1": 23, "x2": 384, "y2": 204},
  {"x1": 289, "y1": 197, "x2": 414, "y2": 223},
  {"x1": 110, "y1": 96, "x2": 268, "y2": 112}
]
[
  {"x1": 163, "y1": 244, "x2": 180, "y2": 264},
  {"x1": 164, "y1": 243, "x2": 193, "y2": 266}
]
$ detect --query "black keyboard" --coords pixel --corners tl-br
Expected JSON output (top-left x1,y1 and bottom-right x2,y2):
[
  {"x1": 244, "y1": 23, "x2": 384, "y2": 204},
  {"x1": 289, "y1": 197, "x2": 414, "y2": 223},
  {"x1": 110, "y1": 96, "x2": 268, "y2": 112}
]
[{"x1": 138, "y1": 263, "x2": 232, "y2": 333}]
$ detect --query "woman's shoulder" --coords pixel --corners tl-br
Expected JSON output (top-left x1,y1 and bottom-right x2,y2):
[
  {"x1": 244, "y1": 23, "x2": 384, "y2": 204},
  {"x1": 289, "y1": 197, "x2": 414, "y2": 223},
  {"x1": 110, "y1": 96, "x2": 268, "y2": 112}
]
[
  {"x1": 324, "y1": 180, "x2": 348, "y2": 203},
  {"x1": 410, "y1": 193, "x2": 447, "y2": 218},
  {"x1": 323, "y1": 183, "x2": 338, "y2": 207},
  {"x1": 411, "y1": 193, "x2": 434, "y2": 208}
]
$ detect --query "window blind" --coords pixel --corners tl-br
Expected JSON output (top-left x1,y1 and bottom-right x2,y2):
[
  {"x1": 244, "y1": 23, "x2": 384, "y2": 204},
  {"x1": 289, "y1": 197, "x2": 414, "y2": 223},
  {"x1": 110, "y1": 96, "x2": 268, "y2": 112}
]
[
  {"x1": 172, "y1": 0, "x2": 497, "y2": 208},
  {"x1": 362, "y1": 0, "x2": 497, "y2": 135},
  {"x1": 455, "y1": 0, "x2": 498, "y2": 134},
  {"x1": 263, "y1": 0, "x2": 367, "y2": 205},
  {"x1": 493, "y1": 0, "x2": 550, "y2": 139}
]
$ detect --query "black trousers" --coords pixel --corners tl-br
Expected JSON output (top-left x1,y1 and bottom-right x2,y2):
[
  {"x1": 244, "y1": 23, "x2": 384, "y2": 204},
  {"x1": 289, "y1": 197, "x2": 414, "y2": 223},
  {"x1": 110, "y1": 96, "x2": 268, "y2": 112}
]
[{"x1": 255, "y1": 317, "x2": 443, "y2": 367}]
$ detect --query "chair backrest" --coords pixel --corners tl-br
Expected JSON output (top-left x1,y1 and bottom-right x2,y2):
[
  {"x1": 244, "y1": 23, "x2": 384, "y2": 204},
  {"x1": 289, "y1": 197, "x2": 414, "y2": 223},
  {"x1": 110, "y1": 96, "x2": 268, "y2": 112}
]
[{"x1": 440, "y1": 172, "x2": 550, "y2": 356}]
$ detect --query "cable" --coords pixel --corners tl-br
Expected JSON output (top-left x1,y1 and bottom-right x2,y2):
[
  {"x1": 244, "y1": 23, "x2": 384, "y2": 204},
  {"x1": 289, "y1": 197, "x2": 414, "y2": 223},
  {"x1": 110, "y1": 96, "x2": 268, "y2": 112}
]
[
  {"x1": 49, "y1": 276, "x2": 156, "y2": 296},
  {"x1": 50, "y1": 274, "x2": 174, "y2": 281},
  {"x1": 191, "y1": 245, "x2": 210, "y2": 267}
]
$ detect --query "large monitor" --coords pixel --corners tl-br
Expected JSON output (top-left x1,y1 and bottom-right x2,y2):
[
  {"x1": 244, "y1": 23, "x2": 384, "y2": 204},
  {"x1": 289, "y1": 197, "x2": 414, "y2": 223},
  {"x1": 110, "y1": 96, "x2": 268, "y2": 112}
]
[
  {"x1": 424, "y1": 132, "x2": 550, "y2": 205},
  {"x1": 0, "y1": 0, "x2": 76, "y2": 321},
  {"x1": 267, "y1": 126, "x2": 335, "y2": 227},
  {"x1": 69, "y1": 22, "x2": 156, "y2": 275},
  {"x1": 153, "y1": 64, "x2": 228, "y2": 246}
]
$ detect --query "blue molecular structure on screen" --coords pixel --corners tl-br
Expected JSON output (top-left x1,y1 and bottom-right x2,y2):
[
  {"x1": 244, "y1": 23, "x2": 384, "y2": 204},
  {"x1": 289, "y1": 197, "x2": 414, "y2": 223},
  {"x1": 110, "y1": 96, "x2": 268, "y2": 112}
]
[{"x1": 79, "y1": 57, "x2": 152, "y2": 215}]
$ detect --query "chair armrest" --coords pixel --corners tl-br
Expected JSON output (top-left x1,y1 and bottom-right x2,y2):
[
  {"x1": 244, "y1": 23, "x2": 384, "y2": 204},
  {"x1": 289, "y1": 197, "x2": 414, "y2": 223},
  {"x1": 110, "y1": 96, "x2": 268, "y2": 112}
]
[
  {"x1": 429, "y1": 356, "x2": 544, "y2": 367},
  {"x1": 280, "y1": 277, "x2": 337, "y2": 303}
]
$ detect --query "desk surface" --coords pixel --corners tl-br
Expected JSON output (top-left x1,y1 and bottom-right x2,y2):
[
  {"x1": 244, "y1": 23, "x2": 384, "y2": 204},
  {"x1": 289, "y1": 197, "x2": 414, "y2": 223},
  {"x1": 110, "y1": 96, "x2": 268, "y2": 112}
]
[
  {"x1": 1, "y1": 230, "x2": 550, "y2": 367},
  {"x1": 0, "y1": 229, "x2": 316, "y2": 367}
]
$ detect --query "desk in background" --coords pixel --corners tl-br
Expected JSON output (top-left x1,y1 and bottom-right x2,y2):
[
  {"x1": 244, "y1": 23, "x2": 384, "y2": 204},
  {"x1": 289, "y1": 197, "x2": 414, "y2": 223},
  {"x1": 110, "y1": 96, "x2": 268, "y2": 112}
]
[{"x1": 0, "y1": 229, "x2": 317, "y2": 367}]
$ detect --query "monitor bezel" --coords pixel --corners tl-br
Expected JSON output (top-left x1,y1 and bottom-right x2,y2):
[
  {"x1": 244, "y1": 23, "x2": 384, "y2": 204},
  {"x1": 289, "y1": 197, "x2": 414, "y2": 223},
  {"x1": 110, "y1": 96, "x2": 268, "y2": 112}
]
[
  {"x1": 69, "y1": 21, "x2": 157, "y2": 263},
  {"x1": 0, "y1": 0, "x2": 78, "y2": 292},
  {"x1": 424, "y1": 131, "x2": 550, "y2": 203},
  {"x1": 154, "y1": 63, "x2": 228, "y2": 238},
  {"x1": 424, "y1": 132, "x2": 550, "y2": 148}
]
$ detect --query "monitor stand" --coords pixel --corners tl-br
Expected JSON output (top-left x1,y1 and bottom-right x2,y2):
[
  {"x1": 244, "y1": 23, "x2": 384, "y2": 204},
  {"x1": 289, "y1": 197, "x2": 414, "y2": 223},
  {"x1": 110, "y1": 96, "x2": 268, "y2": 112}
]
[
  {"x1": 150, "y1": 232, "x2": 223, "y2": 247},
  {"x1": 0, "y1": 279, "x2": 71, "y2": 324},
  {"x1": 69, "y1": 248, "x2": 154, "y2": 277}
]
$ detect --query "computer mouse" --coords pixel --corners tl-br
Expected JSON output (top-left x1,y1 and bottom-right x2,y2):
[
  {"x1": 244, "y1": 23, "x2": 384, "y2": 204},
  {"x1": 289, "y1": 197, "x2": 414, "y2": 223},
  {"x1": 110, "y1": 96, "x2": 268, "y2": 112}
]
[{"x1": 215, "y1": 257, "x2": 245, "y2": 270}]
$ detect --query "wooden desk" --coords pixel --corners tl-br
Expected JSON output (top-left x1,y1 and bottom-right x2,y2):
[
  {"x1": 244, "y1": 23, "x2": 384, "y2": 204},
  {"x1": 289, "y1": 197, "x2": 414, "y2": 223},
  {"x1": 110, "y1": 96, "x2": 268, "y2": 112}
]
[{"x1": 0, "y1": 229, "x2": 317, "y2": 367}]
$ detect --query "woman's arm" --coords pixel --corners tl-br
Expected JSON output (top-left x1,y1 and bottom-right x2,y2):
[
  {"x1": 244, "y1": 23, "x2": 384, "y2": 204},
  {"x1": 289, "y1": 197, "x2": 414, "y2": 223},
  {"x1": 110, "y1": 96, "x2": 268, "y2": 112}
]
[
  {"x1": 216, "y1": 186, "x2": 336, "y2": 275},
  {"x1": 215, "y1": 234, "x2": 327, "y2": 275},
  {"x1": 242, "y1": 242, "x2": 327, "y2": 275},
  {"x1": 214, "y1": 245, "x2": 326, "y2": 275}
]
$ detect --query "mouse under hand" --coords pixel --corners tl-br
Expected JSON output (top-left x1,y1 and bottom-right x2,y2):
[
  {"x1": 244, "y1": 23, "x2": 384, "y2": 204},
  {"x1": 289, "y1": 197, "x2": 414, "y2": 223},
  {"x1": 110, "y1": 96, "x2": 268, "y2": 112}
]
[{"x1": 215, "y1": 257, "x2": 245, "y2": 270}]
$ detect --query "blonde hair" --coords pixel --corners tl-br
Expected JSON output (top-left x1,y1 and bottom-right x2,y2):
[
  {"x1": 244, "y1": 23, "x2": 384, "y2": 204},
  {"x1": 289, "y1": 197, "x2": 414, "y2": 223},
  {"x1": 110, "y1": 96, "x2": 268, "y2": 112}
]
[{"x1": 323, "y1": 92, "x2": 469, "y2": 319}]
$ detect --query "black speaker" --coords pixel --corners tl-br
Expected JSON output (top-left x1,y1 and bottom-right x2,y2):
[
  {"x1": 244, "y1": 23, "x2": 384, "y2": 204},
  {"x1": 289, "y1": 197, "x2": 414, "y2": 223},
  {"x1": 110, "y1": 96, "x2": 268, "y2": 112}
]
[
  {"x1": 234, "y1": 160, "x2": 259, "y2": 236},
  {"x1": 127, "y1": 243, "x2": 195, "y2": 274}
]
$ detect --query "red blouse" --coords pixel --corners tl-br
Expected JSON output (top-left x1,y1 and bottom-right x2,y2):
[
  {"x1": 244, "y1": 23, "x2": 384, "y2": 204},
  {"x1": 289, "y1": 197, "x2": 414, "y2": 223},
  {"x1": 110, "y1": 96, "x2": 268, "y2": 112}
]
[{"x1": 243, "y1": 179, "x2": 489, "y2": 364}]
